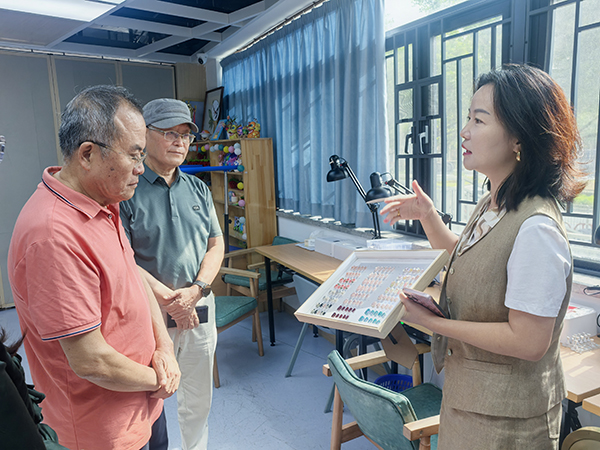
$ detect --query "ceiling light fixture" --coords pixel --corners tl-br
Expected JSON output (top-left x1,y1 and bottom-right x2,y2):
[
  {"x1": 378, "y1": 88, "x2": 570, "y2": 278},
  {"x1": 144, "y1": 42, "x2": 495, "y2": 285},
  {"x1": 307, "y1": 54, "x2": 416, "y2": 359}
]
[{"x1": 0, "y1": 0, "x2": 126, "y2": 22}]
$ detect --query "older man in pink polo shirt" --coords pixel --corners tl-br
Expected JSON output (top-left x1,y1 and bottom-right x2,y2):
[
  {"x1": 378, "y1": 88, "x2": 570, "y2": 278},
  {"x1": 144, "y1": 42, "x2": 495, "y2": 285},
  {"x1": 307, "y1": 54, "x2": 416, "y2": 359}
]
[{"x1": 8, "y1": 85, "x2": 180, "y2": 450}]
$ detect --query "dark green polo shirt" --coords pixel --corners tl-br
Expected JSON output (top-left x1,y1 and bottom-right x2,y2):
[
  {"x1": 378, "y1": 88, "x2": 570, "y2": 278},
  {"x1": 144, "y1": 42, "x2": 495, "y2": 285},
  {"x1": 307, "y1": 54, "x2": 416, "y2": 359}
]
[{"x1": 120, "y1": 165, "x2": 222, "y2": 290}]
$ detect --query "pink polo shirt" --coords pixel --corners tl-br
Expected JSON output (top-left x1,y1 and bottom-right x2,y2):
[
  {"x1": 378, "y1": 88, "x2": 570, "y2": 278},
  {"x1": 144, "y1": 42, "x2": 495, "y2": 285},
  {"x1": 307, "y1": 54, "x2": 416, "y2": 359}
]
[{"x1": 8, "y1": 167, "x2": 162, "y2": 450}]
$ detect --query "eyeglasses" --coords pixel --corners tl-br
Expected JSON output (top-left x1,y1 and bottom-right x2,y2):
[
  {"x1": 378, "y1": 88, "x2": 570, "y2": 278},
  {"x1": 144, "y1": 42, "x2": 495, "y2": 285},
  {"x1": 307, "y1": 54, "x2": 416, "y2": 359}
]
[
  {"x1": 0, "y1": 136, "x2": 5, "y2": 164},
  {"x1": 87, "y1": 140, "x2": 147, "y2": 167},
  {"x1": 147, "y1": 125, "x2": 196, "y2": 144}
]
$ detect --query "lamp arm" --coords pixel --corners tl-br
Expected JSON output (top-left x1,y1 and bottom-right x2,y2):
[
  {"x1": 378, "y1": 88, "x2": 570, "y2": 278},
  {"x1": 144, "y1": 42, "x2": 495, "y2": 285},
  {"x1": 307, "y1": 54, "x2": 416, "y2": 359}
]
[
  {"x1": 342, "y1": 161, "x2": 381, "y2": 238},
  {"x1": 341, "y1": 162, "x2": 368, "y2": 201}
]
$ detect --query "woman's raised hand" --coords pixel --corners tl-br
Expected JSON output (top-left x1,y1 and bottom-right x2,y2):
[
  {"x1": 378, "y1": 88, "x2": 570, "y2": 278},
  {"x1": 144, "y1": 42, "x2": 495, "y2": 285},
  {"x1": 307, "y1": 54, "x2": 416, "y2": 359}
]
[{"x1": 380, "y1": 180, "x2": 436, "y2": 225}]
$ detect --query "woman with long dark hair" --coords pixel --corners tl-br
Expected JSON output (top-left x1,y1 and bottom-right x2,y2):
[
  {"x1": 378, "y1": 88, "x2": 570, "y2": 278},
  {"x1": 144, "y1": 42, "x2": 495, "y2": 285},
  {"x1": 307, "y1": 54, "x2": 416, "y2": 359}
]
[{"x1": 381, "y1": 64, "x2": 586, "y2": 449}]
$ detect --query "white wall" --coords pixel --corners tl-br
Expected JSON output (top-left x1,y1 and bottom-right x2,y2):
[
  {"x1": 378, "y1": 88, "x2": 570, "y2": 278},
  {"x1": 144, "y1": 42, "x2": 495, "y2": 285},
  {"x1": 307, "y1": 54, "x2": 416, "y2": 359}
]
[{"x1": 0, "y1": 51, "x2": 176, "y2": 307}]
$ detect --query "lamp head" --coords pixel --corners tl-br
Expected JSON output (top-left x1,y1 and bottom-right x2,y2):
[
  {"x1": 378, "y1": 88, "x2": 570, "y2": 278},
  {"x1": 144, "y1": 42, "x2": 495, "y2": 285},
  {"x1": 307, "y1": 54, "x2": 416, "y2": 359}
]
[
  {"x1": 326, "y1": 154, "x2": 348, "y2": 182},
  {"x1": 365, "y1": 172, "x2": 393, "y2": 203}
]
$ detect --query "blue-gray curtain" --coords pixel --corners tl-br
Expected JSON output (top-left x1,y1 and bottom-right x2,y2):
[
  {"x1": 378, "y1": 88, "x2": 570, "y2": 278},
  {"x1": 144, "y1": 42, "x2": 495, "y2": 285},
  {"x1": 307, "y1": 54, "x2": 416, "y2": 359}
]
[{"x1": 221, "y1": 0, "x2": 387, "y2": 228}]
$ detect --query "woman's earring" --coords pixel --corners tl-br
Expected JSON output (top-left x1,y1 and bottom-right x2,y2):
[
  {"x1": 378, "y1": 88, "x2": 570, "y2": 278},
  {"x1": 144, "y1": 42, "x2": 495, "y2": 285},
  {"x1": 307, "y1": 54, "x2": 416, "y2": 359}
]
[{"x1": 516, "y1": 151, "x2": 521, "y2": 162}]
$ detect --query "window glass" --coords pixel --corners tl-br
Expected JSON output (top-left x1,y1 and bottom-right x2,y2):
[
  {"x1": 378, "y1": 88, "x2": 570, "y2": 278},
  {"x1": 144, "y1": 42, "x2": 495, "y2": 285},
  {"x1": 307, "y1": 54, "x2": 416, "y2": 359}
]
[
  {"x1": 579, "y1": 0, "x2": 600, "y2": 27},
  {"x1": 445, "y1": 34, "x2": 473, "y2": 60},
  {"x1": 396, "y1": 46, "x2": 406, "y2": 84},
  {"x1": 476, "y1": 28, "x2": 492, "y2": 76},
  {"x1": 385, "y1": 0, "x2": 468, "y2": 32},
  {"x1": 549, "y1": 3, "x2": 576, "y2": 100}
]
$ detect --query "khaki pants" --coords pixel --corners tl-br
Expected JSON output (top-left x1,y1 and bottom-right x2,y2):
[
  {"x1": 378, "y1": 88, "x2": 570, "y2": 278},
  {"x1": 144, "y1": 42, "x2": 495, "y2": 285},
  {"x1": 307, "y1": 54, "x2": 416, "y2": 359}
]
[
  {"x1": 438, "y1": 400, "x2": 561, "y2": 450},
  {"x1": 168, "y1": 293, "x2": 217, "y2": 450}
]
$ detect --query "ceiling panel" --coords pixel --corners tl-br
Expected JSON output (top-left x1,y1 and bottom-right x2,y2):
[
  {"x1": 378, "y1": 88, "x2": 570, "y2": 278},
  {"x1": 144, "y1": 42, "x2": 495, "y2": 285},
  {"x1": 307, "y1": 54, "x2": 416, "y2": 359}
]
[
  {"x1": 0, "y1": 0, "x2": 317, "y2": 63},
  {"x1": 0, "y1": 10, "x2": 85, "y2": 47}
]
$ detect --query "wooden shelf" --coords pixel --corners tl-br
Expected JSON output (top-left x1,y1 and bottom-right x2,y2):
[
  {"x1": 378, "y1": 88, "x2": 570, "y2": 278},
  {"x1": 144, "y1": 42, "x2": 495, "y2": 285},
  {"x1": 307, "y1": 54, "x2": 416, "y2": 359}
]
[{"x1": 208, "y1": 137, "x2": 276, "y2": 258}]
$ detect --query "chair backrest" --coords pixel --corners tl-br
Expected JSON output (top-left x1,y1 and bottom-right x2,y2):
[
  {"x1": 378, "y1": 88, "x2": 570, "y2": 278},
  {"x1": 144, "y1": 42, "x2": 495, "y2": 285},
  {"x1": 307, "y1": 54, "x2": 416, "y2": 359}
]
[
  {"x1": 272, "y1": 236, "x2": 297, "y2": 246},
  {"x1": 327, "y1": 350, "x2": 420, "y2": 450}
]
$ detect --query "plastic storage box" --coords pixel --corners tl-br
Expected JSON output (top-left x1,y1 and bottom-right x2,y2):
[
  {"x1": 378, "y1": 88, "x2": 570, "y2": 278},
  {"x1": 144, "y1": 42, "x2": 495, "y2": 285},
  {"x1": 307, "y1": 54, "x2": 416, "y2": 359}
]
[{"x1": 374, "y1": 374, "x2": 413, "y2": 393}]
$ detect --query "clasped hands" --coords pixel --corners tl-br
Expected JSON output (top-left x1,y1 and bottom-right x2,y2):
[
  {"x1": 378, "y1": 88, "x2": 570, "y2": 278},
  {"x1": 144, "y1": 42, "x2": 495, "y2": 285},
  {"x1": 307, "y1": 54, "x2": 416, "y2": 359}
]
[
  {"x1": 150, "y1": 345, "x2": 180, "y2": 399},
  {"x1": 161, "y1": 286, "x2": 202, "y2": 330}
]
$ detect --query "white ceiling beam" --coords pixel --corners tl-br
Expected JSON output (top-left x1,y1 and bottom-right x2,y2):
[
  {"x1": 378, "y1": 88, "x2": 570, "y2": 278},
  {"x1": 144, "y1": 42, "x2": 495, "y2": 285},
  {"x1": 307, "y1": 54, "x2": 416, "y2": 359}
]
[
  {"x1": 189, "y1": 21, "x2": 231, "y2": 38},
  {"x1": 53, "y1": 41, "x2": 194, "y2": 64},
  {"x1": 135, "y1": 35, "x2": 186, "y2": 57},
  {"x1": 135, "y1": 19, "x2": 228, "y2": 57},
  {"x1": 220, "y1": 26, "x2": 242, "y2": 42},
  {"x1": 45, "y1": 0, "x2": 135, "y2": 48},
  {"x1": 94, "y1": 15, "x2": 192, "y2": 38},
  {"x1": 196, "y1": 40, "x2": 219, "y2": 55},
  {"x1": 128, "y1": 0, "x2": 228, "y2": 24},
  {"x1": 53, "y1": 41, "x2": 138, "y2": 58},
  {"x1": 229, "y1": 2, "x2": 266, "y2": 24},
  {"x1": 199, "y1": 32, "x2": 222, "y2": 44}
]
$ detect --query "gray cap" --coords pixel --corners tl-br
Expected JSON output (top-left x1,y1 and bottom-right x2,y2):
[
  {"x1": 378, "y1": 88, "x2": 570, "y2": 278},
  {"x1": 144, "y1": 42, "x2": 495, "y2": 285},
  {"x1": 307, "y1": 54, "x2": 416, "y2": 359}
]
[{"x1": 143, "y1": 98, "x2": 199, "y2": 133}]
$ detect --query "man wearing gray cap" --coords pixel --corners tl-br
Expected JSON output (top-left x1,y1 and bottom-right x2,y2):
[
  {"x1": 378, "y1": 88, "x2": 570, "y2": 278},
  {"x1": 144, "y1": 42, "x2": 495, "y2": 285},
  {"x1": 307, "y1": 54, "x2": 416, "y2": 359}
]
[{"x1": 121, "y1": 98, "x2": 224, "y2": 450}]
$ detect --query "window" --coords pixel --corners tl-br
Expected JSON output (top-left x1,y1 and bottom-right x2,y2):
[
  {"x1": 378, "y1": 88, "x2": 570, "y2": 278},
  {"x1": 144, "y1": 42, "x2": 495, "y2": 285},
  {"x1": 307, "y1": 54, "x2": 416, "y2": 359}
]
[
  {"x1": 543, "y1": 0, "x2": 600, "y2": 272},
  {"x1": 385, "y1": 0, "x2": 600, "y2": 274}
]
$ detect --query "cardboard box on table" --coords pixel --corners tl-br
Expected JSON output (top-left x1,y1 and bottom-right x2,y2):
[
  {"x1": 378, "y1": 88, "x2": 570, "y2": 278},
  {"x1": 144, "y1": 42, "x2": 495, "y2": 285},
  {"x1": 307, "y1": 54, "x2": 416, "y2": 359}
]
[{"x1": 294, "y1": 249, "x2": 449, "y2": 340}]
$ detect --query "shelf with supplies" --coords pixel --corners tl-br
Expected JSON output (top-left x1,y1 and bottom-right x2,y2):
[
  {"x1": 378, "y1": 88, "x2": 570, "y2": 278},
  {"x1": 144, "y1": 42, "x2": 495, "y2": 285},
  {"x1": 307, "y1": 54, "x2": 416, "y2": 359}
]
[
  {"x1": 181, "y1": 142, "x2": 211, "y2": 183},
  {"x1": 294, "y1": 249, "x2": 449, "y2": 339},
  {"x1": 205, "y1": 138, "x2": 277, "y2": 256}
]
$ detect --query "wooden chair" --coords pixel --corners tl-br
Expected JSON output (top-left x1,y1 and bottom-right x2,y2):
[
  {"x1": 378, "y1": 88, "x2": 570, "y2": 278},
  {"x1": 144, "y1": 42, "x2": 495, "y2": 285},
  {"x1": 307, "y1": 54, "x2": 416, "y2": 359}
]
[
  {"x1": 213, "y1": 267, "x2": 264, "y2": 388},
  {"x1": 323, "y1": 346, "x2": 441, "y2": 450},
  {"x1": 221, "y1": 236, "x2": 298, "y2": 312}
]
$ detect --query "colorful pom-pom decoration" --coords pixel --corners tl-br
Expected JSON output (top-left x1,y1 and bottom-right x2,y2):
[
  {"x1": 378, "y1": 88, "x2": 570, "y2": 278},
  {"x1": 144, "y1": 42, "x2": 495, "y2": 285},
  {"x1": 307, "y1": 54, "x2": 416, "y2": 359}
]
[
  {"x1": 237, "y1": 165, "x2": 244, "y2": 172},
  {"x1": 237, "y1": 182, "x2": 244, "y2": 190},
  {"x1": 238, "y1": 199, "x2": 246, "y2": 207},
  {"x1": 218, "y1": 144, "x2": 224, "y2": 150},
  {"x1": 228, "y1": 146, "x2": 234, "y2": 153},
  {"x1": 234, "y1": 148, "x2": 242, "y2": 156},
  {"x1": 239, "y1": 217, "x2": 246, "y2": 224}
]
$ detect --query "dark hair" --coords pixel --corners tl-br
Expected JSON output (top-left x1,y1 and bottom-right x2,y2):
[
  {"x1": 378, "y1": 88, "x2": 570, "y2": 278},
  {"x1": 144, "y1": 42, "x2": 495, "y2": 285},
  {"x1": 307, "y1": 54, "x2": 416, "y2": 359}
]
[
  {"x1": 475, "y1": 64, "x2": 586, "y2": 211},
  {"x1": 0, "y1": 327, "x2": 24, "y2": 357},
  {"x1": 58, "y1": 85, "x2": 143, "y2": 161}
]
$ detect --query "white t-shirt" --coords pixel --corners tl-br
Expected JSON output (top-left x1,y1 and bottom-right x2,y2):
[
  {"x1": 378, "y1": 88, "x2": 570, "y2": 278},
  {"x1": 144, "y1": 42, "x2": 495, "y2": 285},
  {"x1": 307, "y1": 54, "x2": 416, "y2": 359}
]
[{"x1": 505, "y1": 215, "x2": 571, "y2": 317}]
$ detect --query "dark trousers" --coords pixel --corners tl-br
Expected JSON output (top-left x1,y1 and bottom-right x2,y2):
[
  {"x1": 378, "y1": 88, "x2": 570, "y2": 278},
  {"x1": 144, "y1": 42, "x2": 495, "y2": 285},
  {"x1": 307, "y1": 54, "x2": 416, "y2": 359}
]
[{"x1": 140, "y1": 407, "x2": 168, "y2": 450}]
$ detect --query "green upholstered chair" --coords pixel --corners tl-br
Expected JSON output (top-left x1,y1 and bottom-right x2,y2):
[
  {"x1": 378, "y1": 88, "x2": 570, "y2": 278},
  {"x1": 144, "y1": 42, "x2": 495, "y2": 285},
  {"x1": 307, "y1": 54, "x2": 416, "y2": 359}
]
[
  {"x1": 324, "y1": 350, "x2": 442, "y2": 450},
  {"x1": 222, "y1": 236, "x2": 298, "y2": 311},
  {"x1": 213, "y1": 267, "x2": 264, "y2": 388}
]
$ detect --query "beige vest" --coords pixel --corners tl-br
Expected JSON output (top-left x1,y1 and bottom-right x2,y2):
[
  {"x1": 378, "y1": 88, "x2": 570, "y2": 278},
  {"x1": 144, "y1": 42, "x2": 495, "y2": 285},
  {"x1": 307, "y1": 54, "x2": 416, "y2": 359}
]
[{"x1": 432, "y1": 194, "x2": 572, "y2": 418}]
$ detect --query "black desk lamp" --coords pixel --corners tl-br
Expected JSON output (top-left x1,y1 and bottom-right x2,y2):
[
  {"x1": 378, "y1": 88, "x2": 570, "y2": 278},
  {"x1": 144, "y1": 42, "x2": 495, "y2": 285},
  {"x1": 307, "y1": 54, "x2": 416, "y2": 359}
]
[
  {"x1": 365, "y1": 172, "x2": 452, "y2": 225},
  {"x1": 326, "y1": 155, "x2": 382, "y2": 238}
]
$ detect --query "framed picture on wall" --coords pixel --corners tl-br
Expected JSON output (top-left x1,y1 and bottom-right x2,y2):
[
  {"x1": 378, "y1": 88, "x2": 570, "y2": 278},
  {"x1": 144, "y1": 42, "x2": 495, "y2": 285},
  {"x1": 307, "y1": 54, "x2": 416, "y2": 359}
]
[{"x1": 201, "y1": 87, "x2": 224, "y2": 135}]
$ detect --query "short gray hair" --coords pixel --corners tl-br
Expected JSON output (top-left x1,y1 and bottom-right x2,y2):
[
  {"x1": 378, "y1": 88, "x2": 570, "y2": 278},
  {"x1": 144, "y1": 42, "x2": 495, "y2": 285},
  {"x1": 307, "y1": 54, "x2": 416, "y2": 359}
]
[{"x1": 58, "y1": 85, "x2": 143, "y2": 161}]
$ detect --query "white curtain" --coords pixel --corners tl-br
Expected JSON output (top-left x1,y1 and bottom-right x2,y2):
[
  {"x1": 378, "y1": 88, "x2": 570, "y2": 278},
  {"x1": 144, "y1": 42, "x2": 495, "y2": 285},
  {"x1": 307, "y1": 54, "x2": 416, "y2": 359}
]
[{"x1": 221, "y1": 0, "x2": 387, "y2": 228}]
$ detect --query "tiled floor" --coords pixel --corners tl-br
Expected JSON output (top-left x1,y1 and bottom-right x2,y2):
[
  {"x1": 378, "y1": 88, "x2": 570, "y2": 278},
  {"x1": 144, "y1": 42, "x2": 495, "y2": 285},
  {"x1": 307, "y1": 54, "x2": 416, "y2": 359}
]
[{"x1": 0, "y1": 306, "x2": 379, "y2": 449}]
